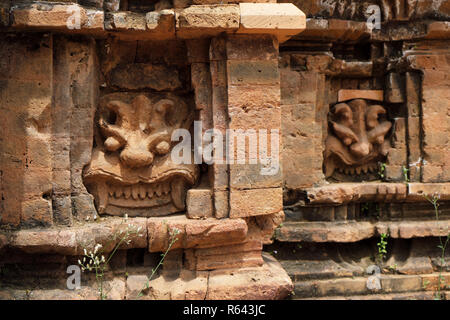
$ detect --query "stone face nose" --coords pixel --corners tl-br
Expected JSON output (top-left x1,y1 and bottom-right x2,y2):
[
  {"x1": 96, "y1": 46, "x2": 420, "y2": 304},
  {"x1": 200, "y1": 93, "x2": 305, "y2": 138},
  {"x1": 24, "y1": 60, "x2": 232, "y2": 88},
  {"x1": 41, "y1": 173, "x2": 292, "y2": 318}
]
[
  {"x1": 350, "y1": 141, "x2": 371, "y2": 157},
  {"x1": 120, "y1": 147, "x2": 154, "y2": 168}
]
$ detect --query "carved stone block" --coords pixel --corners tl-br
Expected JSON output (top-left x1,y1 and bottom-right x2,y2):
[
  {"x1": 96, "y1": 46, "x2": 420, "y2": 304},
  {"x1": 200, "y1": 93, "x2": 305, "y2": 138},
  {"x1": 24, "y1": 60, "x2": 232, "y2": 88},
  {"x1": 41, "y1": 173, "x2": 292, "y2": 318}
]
[
  {"x1": 83, "y1": 93, "x2": 199, "y2": 217},
  {"x1": 324, "y1": 98, "x2": 392, "y2": 181}
]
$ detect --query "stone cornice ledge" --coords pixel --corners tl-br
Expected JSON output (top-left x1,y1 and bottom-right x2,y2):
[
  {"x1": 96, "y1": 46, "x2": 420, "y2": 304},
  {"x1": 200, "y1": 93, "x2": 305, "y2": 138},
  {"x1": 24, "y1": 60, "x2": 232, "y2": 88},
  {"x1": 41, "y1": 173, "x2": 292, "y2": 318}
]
[
  {"x1": 276, "y1": 219, "x2": 450, "y2": 243},
  {"x1": 305, "y1": 182, "x2": 450, "y2": 205},
  {"x1": 5, "y1": 3, "x2": 306, "y2": 43},
  {"x1": 0, "y1": 215, "x2": 250, "y2": 256}
]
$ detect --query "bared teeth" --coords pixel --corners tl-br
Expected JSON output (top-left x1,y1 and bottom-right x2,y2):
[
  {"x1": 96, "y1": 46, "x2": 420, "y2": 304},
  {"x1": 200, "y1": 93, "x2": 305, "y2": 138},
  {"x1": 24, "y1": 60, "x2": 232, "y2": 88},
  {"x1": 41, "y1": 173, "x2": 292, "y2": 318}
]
[
  {"x1": 131, "y1": 184, "x2": 139, "y2": 200},
  {"x1": 123, "y1": 186, "x2": 131, "y2": 199},
  {"x1": 139, "y1": 184, "x2": 147, "y2": 199},
  {"x1": 162, "y1": 182, "x2": 170, "y2": 195},
  {"x1": 147, "y1": 185, "x2": 154, "y2": 199},
  {"x1": 156, "y1": 184, "x2": 163, "y2": 197},
  {"x1": 108, "y1": 182, "x2": 173, "y2": 200}
]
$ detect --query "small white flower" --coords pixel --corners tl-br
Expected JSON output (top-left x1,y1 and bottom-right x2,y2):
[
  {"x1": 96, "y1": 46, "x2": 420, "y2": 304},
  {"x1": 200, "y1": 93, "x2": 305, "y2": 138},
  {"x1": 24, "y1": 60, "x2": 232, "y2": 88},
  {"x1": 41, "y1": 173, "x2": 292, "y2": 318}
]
[{"x1": 94, "y1": 244, "x2": 102, "y2": 254}]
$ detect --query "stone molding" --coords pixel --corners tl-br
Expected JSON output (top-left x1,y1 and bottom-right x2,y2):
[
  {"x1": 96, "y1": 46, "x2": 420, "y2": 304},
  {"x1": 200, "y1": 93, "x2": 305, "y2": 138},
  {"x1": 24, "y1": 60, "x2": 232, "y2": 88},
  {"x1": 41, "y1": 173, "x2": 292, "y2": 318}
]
[
  {"x1": 305, "y1": 183, "x2": 450, "y2": 205},
  {"x1": 7, "y1": 3, "x2": 306, "y2": 43}
]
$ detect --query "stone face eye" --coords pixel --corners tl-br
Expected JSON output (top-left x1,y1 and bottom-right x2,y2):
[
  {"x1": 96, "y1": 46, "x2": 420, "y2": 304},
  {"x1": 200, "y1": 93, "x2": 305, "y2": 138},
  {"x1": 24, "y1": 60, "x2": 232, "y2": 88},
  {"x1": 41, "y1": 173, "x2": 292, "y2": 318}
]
[
  {"x1": 106, "y1": 110, "x2": 117, "y2": 125},
  {"x1": 104, "y1": 136, "x2": 122, "y2": 152},
  {"x1": 155, "y1": 141, "x2": 170, "y2": 155}
]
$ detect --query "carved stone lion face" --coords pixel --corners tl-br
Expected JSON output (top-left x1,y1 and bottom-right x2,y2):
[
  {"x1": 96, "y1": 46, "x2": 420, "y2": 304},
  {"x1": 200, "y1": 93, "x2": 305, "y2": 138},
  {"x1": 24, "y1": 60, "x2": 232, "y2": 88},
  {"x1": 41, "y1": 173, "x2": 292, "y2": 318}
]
[
  {"x1": 324, "y1": 99, "x2": 392, "y2": 180},
  {"x1": 83, "y1": 93, "x2": 199, "y2": 217}
]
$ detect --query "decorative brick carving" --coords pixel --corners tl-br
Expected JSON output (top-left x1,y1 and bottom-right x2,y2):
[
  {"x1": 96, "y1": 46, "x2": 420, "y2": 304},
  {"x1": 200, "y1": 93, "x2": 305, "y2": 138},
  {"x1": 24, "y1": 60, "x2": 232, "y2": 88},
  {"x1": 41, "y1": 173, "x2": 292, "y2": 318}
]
[
  {"x1": 83, "y1": 93, "x2": 199, "y2": 217},
  {"x1": 324, "y1": 99, "x2": 392, "y2": 180}
]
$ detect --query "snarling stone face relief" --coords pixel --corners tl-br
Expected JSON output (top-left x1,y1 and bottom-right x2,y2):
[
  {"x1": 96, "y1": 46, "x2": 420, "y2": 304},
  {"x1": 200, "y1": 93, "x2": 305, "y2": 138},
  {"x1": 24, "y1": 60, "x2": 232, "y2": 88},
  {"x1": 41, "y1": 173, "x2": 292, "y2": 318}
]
[
  {"x1": 324, "y1": 99, "x2": 392, "y2": 180},
  {"x1": 83, "y1": 93, "x2": 199, "y2": 217}
]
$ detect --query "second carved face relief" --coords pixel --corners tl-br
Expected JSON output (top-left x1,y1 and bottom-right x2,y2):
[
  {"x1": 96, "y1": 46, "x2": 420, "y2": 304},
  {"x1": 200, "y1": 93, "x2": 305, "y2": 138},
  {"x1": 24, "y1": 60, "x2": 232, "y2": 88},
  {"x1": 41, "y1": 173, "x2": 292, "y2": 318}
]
[{"x1": 324, "y1": 99, "x2": 392, "y2": 181}]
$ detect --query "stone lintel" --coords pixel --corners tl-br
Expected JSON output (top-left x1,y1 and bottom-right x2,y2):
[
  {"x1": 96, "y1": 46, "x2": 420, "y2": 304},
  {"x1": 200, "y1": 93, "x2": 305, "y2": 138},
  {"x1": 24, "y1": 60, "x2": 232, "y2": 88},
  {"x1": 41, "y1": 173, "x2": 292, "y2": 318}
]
[
  {"x1": 8, "y1": 3, "x2": 306, "y2": 43},
  {"x1": 7, "y1": 4, "x2": 450, "y2": 42},
  {"x1": 338, "y1": 89, "x2": 384, "y2": 102},
  {"x1": 237, "y1": 3, "x2": 306, "y2": 43}
]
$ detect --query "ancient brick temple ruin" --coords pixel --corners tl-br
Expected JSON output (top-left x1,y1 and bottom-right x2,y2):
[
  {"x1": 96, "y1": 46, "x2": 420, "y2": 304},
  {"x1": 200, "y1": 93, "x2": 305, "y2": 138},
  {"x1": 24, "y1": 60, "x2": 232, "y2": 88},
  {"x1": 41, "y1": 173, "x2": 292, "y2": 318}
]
[{"x1": 0, "y1": 0, "x2": 449, "y2": 300}]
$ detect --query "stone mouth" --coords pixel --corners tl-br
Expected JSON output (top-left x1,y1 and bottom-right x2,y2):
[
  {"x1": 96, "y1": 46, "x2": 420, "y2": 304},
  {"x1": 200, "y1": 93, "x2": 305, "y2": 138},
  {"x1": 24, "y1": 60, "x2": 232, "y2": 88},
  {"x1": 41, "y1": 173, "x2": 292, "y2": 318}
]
[
  {"x1": 329, "y1": 146, "x2": 380, "y2": 168},
  {"x1": 324, "y1": 135, "x2": 386, "y2": 179},
  {"x1": 83, "y1": 149, "x2": 199, "y2": 215},
  {"x1": 107, "y1": 180, "x2": 172, "y2": 207},
  {"x1": 89, "y1": 174, "x2": 192, "y2": 214},
  {"x1": 333, "y1": 162, "x2": 380, "y2": 176}
]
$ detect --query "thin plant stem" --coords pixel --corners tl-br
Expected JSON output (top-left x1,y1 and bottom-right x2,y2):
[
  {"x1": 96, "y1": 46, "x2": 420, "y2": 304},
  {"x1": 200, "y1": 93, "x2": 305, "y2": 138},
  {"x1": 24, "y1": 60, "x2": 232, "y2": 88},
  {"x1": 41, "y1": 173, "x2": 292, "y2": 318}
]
[
  {"x1": 78, "y1": 217, "x2": 143, "y2": 300},
  {"x1": 137, "y1": 228, "x2": 180, "y2": 298},
  {"x1": 424, "y1": 194, "x2": 449, "y2": 300}
]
